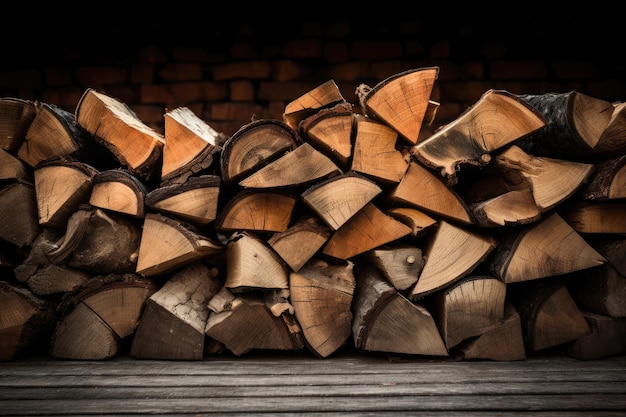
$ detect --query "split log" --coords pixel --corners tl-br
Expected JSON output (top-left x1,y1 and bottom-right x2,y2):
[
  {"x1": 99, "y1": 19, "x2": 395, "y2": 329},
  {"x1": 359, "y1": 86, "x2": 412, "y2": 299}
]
[
  {"x1": 298, "y1": 102, "x2": 354, "y2": 169},
  {"x1": 567, "y1": 263, "x2": 626, "y2": 318},
  {"x1": 562, "y1": 312, "x2": 626, "y2": 360},
  {"x1": 0, "y1": 280, "x2": 56, "y2": 360},
  {"x1": 33, "y1": 157, "x2": 98, "y2": 230},
  {"x1": 135, "y1": 213, "x2": 225, "y2": 277},
  {"x1": 301, "y1": 172, "x2": 381, "y2": 231},
  {"x1": 487, "y1": 212, "x2": 606, "y2": 284},
  {"x1": 238, "y1": 142, "x2": 341, "y2": 189},
  {"x1": 145, "y1": 175, "x2": 221, "y2": 227},
  {"x1": 283, "y1": 79, "x2": 347, "y2": 132},
  {"x1": 267, "y1": 216, "x2": 331, "y2": 272},
  {"x1": 578, "y1": 154, "x2": 626, "y2": 200},
  {"x1": 51, "y1": 273, "x2": 158, "y2": 360},
  {"x1": 363, "y1": 244, "x2": 425, "y2": 291},
  {"x1": 130, "y1": 262, "x2": 221, "y2": 360},
  {"x1": 510, "y1": 279, "x2": 591, "y2": 352},
  {"x1": 219, "y1": 118, "x2": 300, "y2": 186},
  {"x1": 88, "y1": 169, "x2": 148, "y2": 218},
  {"x1": 75, "y1": 88, "x2": 165, "y2": 183},
  {"x1": 409, "y1": 221, "x2": 496, "y2": 300},
  {"x1": 205, "y1": 287, "x2": 304, "y2": 356},
  {"x1": 560, "y1": 201, "x2": 626, "y2": 233},
  {"x1": 0, "y1": 181, "x2": 41, "y2": 248},
  {"x1": 411, "y1": 89, "x2": 546, "y2": 186},
  {"x1": 388, "y1": 160, "x2": 473, "y2": 225},
  {"x1": 385, "y1": 207, "x2": 437, "y2": 237},
  {"x1": 0, "y1": 148, "x2": 31, "y2": 182},
  {"x1": 223, "y1": 231, "x2": 289, "y2": 291},
  {"x1": 161, "y1": 106, "x2": 225, "y2": 185},
  {"x1": 455, "y1": 302, "x2": 526, "y2": 361},
  {"x1": 352, "y1": 263, "x2": 448, "y2": 356},
  {"x1": 289, "y1": 259, "x2": 355, "y2": 358},
  {"x1": 0, "y1": 97, "x2": 37, "y2": 153},
  {"x1": 432, "y1": 275, "x2": 506, "y2": 350},
  {"x1": 356, "y1": 67, "x2": 439, "y2": 144}
]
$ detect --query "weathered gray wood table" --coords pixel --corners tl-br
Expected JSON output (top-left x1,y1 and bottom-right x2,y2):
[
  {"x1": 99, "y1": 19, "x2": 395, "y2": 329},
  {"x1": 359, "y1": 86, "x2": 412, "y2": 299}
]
[{"x1": 1, "y1": 351, "x2": 625, "y2": 416}]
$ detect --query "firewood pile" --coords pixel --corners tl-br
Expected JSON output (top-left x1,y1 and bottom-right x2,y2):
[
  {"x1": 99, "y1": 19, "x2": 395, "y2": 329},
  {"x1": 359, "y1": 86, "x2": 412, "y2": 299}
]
[{"x1": 1, "y1": 66, "x2": 625, "y2": 362}]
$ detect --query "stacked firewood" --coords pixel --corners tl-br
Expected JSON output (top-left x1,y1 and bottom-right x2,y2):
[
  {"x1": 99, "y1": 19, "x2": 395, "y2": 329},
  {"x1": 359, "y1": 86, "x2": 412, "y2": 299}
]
[{"x1": 1, "y1": 67, "x2": 625, "y2": 362}]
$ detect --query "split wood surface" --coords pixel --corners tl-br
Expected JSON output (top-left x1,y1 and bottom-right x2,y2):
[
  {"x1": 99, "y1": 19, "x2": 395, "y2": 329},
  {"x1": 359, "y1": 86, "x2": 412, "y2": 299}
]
[{"x1": 1, "y1": 67, "x2": 626, "y2": 363}]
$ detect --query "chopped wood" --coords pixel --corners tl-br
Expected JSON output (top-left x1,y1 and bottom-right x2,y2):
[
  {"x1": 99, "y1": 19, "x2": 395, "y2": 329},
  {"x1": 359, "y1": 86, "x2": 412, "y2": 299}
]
[
  {"x1": 161, "y1": 106, "x2": 225, "y2": 185},
  {"x1": 432, "y1": 275, "x2": 506, "y2": 349},
  {"x1": 33, "y1": 157, "x2": 98, "y2": 230},
  {"x1": 205, "y1": 287, "x2": 304, "y2": 356},
  {"x1": 562, "y1": 311, "x2": 626, "y2": 360},
  {"x1": 322, "y1": 202, "x2": 412, "y2": 260},
  {"x1": 75, "y1": 88, "x2": 164, "y2": 183},
  {"x1": 0, "y1": 148, "x2": 31, "y2": 182},
  {"x1": 487, "y1": 212, "x2": 606, "y2": 284},
  {"x1": 364, "y1": 244, "x2": 425, "y2": 291},
  {"x1": 356, "y1": 67, "x2": 439, "y2": 144},
  {"x1": 238, "y1": 142, "x2": 341, "y2": 189},
  {"x1": 223, "y1": 231, "x2": 289, "y2": 291},
  {"x1": 88, "y1": 169, "x2": 148, "y2": 217},
  {"x1": 385, "y1": 207, "x2": 437, "y2": 237},
  {"x1": 301, "y1": 172, "x2": 382, "y2": 231},
  {"x1": 283, "y1": 79, "x2": 347, "y2": 132},
  {"x1": 567, "y1": 263, "x2": 626, "y2": 318},
  {"x1": 219, "y1": 119, "x2": 300, "y2": 185},
  {"x1": 0, "y1": 181, "x2": 41, "y2": 248},
  {"x1": 131, "y1": 262, "x2": 221, "y2": 360},
  {"x1": 388, "y1": 160, "x2": 473, "y2": 225},
  {"x1": 352, "y1": 263, "x2": 448, "y2": 356},
  {"x1": 561, "y1": 200, "x2": 626, "y2": 233},
  {"x1": 298, "y1": 102, "x2": 354, "y2": 169},
  {"x1": 411, "y1": 89, "x2": 546, "y2": 186},
  {"x1": 267, "y1": 216, "x2": 331, "y2": 272},
  {"x1": 135, "y1": 213, "x2": 225, "y2": 277},
  {"x1": 0, "y1": 97, "x2": 37, "y2": 153},
  {"x1": 145, "y1": 175, "x2": 221, "y2": 227},
  {"x1": 214, "y1": 189, "x2": 296, "y2": 234},
  {"x1": 578, "y1": 154, "x2": 626, "y2": 200},
  {"x1": 409, "y1": 220, "x2": 495, "y2": 299},
  {"x1": 289, "y1": 259, "x2": 355, "y2": 358}
]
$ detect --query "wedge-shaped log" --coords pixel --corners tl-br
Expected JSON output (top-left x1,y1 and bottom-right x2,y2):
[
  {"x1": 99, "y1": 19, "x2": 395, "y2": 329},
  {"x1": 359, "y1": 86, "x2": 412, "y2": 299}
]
[
  {"x1": 161, "y1": 106, "x2": 225, "y2": 185},
  {"x1": 89, "y1": 169, "x2": 148, "y2": 218},
  {"x1": 267, "y1": 216, "x2": 331, "y2": 272},
  {"x1": 135, "y1": 213, "x2": 224, "y2": 277},
  {"x1": 515, "y1": 91, "x2": 616, "y2": 158},
  {"x1": 389, "y1": 161, "x2": 473, "y2": 225},
  {"x1": 298, "y1": 102, "x2": 354, "y2": 169},
  {"x1": 145, "y1": 175, "x2": 221, "y2": 227},
  {"x1": 468, "y1": 188, "x2": 541, "y2": 228},
  {"x1": 215, "y1": 189, "x2": 296, "y2": 234},
  {"x1": 511, "y1": 280, "x2": 590, "y2": 352},
  {"x1": 411, "y1": 89, "x2": 545, "y2": 186},
  {"x1": 568, "y1": 262, "x2": 626, "y2": 318},
  {"x1": 75, "y1": 88, "x2": 164, "y2": 182},
  {"x1": 409, "y1": 221, "x2": 496, "y2": 299},
  {"x1": 220, "y1": 119, "x2": 300, "y2": 185},
  {"x1": 594, "y1": 101, "x2": 626, "y2": 158},
  {"x1": 290, "y1": 259, "x2": 355, "y2": 358},
  {"x1": 34, "y1": 157, "x2": 98, "y2": 230},
  {"x1": 364, "y1": 244, "x2": 425, "y2": 291},
  {"x1": 0, "y1": 281, "x2": 55, "y2": 361},
  {"x1": 356, "y1": 67, "x2": 439, "y2": 144},
  {"x1": 0, "y1": 97, "x2": 37, "y2": 153},
  {"x1": 238, "y1": 142, "x2": 341, "y2": 189},
  {"x1": 433, "y1": 275, "x2": 506, "y2": 350},
  {"x1": 488, "y1": 212, "x2": 606, "y2": 283},
  {"x1": 301, "y1": 172, "x2": 382, "y2": 231},
  {"x1": 224, "y1": 231, "x2": 289, "y2": 291},
  {"x1": 455, "y1": 302, "x2": 526, "y2": 361},
  {"x1": 322, "y1": 202, "x2": 412, "y2": 260},
  {"x1": 351, "y1": 114, "x2": 408, "y2": 184},
  {"x1": 385, "y1": 207, "x2": 437, "y2": 237},
  {"x1": 205, "y1": 287, "x2": 304, "y2": 356},
  {"x1": 0, "y1": 181, "x2": 41, "y2": 248},
  {"x1": 51, "y1": 274, "x2": 157, "y2": 360},
  {"x1": 131, "y1": 263, "x2": 221, "y2": 360},
  {"x1": 19, "y1": 102, "x2": 104, "y2": 169},
  {"x1": 352, "y1": 264, "x2": 448, "y2": 356},
  {"x1": 282, "y1": 79, "x2": 347, "y2": 132},
  {"x1": 561, "y1": 201, "x2": 626, "y2": 233},
  {"x1": 0, "y1": 148, "x2": 31, "y2": 182}
]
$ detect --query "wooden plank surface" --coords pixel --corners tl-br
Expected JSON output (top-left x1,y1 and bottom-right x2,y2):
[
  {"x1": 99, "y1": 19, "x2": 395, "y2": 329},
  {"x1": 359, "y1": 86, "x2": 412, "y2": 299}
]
[{"x1": 1, "y1": 351, "x2": 625, "y2": 416}]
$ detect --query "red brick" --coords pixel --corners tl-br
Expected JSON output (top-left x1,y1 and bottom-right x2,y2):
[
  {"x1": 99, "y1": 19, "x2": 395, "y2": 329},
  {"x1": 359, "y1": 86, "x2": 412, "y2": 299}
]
[
  {"x1": 210, "y1": 61, "x2": 271, "y2": 81},
  {"x1": 74, "y1": 66, "x2": 128, "y2": 86},
  {"x1": 158, "y1": 63, "x2": 203, "y2": 81}
]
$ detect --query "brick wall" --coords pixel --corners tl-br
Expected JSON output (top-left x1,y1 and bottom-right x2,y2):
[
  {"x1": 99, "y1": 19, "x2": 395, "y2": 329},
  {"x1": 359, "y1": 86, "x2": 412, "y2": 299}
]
[{"x1": 1, "y1": 14, "x2": 624, "y2": 140}]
